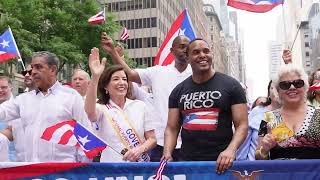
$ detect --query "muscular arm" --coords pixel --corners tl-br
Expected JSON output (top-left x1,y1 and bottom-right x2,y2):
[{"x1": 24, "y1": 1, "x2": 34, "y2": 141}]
[
  {"x1": 216, "y1": 103, "x2": 248, "y2": 174},
  {"x1": 163, "y1": 108, "x2": 181, "y2": 161},
  {"x1": 101, "y1": 32, "x2": 141, "y2": 83},
  {"x1": 229, "y1": 103, "x2": 248, "y2": 152}
]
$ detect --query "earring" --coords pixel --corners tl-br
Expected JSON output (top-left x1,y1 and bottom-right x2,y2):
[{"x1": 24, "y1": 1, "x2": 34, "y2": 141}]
[{"x1": 105, "y1": 89, "x2": 109, "y2": 94}]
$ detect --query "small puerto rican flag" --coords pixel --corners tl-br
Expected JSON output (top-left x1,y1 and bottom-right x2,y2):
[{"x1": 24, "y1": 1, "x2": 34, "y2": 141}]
[
  {"x1": 120, "y1": 27, "x2": 129, "y2": 40},
  {"x1": 88, "y1": 8, "x2": 105, "y2": 24},
  {"x1": 309, "y1": 82, "x2": 320, "y2": 91},
  {"x1": 182, "y1": 108, "x2": 220, "y2": 131}
]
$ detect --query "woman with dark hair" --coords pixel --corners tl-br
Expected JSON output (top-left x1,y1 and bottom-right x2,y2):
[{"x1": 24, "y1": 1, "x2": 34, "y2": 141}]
[
  {"x1": 251, "y1": 96, "x2": 267, "y2": 110},
  {"x1": 85, "y1": 48, "x2": 156, "y2": 162},
  {"x1": 307, "y1": 68, "x2": 320, "y2": 107},
  {"x1": 237, "y1": 80, "x2": 280, "y2": 160}
]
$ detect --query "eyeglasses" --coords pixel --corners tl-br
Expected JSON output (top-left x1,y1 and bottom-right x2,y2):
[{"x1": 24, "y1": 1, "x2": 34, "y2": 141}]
[
  {"x1": 21, "y1": 70, "x2": 32, "y2": 76},
  {"x1": 279, "y1": 79, "x2": 304, "y2": 90}
]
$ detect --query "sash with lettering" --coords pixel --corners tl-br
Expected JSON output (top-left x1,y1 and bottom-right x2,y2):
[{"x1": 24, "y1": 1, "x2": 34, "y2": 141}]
[{"x1": 102, "y1": 103, "x2": 150, "y2": 162}]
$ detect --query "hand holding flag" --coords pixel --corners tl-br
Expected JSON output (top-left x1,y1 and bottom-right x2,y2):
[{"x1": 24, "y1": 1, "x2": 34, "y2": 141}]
[{"x1": 41, "y1": 120, "x2": 109, "y2": 159}]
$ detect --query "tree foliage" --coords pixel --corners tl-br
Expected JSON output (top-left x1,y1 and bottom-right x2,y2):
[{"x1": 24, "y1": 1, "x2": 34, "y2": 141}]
[{"x1": 0, "y1": 0, "x2": 134, "y2": 74}]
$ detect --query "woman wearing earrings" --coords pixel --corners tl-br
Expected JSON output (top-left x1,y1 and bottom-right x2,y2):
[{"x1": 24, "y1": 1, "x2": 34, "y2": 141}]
[
  {"x1": 85, "y1": 47, "x2": 156, "y2": 162},
  {"x1": 256, "y1": 64, "x2": 320, "y2": 160}
]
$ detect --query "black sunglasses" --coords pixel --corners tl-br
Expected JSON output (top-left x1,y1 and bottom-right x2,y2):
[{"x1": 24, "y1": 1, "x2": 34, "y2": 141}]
[
  {"x1": 21, "y1": 70, "x2": 32, "y2": 76},
  {"x1": 279, "y1": 79, "x2": 304, "y2": 90}
]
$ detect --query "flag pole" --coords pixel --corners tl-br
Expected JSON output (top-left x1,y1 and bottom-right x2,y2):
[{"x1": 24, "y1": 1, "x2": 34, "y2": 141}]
[
  {"x1": 8, "y1": 26, "x2": 26, "y2": 71},
  {"x1": 281, "y1": 4, "x2": 289, "y2": 49}
]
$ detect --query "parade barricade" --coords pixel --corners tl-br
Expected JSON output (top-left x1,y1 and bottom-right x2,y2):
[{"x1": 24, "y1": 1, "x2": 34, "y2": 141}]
[{"x1": 0, "y1": 160, "x2": 320, "y2": 180}]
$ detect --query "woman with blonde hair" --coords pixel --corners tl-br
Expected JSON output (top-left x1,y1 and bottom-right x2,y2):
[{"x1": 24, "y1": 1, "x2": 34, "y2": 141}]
[{"x1": 256, "y1": 64, "x2": 320, "y2": 160}]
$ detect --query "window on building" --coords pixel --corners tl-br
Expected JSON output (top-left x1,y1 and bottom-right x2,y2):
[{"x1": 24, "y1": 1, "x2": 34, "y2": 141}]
[
  {"x1": 152, "y1": 37, "x2": 157, "y2": 47},
  {"x1": 151, "y1": 17, "x2": 157, "y2": 27},
  {"x1": 306, "y1": 52, "x2": 310, "y2": 57},
  {"x1": 119, "y1": 1, "x2": 127, "y2": 11},
  {"x1": 134, "y1": 19, "x2": 139, "y2": 29},
  {"x1": 305, "y1": 42, "x2": 309, "y2": 47},
  {"x1": 151, "y1": 0, "x2": 156, "y2": 8}
]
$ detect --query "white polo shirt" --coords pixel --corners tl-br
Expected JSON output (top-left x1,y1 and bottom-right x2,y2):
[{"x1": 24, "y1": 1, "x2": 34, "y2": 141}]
[
  {"x1": 0, "y1": 81, "x2": 91, "y2": 162},
  {"x1": 136, "y1": 63, "x2": 192, "y2": 147}
]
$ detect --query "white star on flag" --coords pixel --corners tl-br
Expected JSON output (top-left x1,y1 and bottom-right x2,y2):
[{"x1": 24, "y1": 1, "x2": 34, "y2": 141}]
[
  {"x1": 0, "y1": 39, "x2": 10, "y2": 48},
  {"x1": 78, "y1": 135, "x2": 90, "y2": 147},
  {"x1": 179, "y1": 28, "x2": 186, "y2": 36}
]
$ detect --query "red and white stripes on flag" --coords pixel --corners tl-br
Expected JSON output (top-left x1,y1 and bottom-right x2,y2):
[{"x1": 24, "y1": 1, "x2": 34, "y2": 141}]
[
  {"x1": 309, "y1": 82, "x2": 320, "y2": 91},
  {"x1": 88, "y1": 8, "x2": 105, "y2": 24},
  {"x1": 153, "y1": 159, "x2": 167, "y2": 180},
  {"x1": 41, "y1": 120, "x2": 79, "y2": 146},
  {"x1": 120, "y1": 27, "x2": 129, "y2": 40}
]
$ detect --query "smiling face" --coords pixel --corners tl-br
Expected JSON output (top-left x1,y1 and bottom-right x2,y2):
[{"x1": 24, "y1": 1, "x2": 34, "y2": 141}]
[
  {"x1": 105, "y1": 70, "x2": 128, "y2": 101},
  {"x1": 187, "y1": 39, "x2": 213, "y2": 74},
  {"x1": 278, "y1": 72, "x2": 306, "y2": 105}
]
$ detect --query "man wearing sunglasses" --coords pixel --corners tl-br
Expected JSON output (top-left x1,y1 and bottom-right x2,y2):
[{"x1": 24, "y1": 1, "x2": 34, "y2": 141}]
[
  {"x1": 0, "y1": 51, "x2": 91, "y2": 162},
  {"x1": 0, "y1": 65, "x2": 37, "y2": 162}
]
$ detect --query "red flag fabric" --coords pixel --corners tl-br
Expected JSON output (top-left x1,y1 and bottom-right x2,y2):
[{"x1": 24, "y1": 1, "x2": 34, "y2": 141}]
[
  {"x1": 0, "y1": 28, "x2": 20, "y2": 62},
  {"x1": 227, "y1": 0, "x2": 284, "y2": 13},
  {"x1": 120, "y1": 27, "x2": 129, "y2": 40},
  {"x1": 41, "y1": 120, "x2": 107, "y2": 159},
  {"x1": 88, "y1": 9, "x2": 105, "y2": 24},
  {"x1": 309, "y1": 82, "x2": 320, "y2": 91},
  {"x1": 154, "y1": 9, "x2": 196, "y2": 66}
]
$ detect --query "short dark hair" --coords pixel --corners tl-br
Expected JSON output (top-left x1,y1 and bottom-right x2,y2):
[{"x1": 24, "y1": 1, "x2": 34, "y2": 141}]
[
  {"x1": 32, "y1": 51, "x2": 59, "y2": 74},
  {"x1": 171, "y1": 35, "x2": 190, "y2": 48},
  {"x1": 97, "y1": 65, "x2": 129, "y2": 105},
  {"x1": 186, "y1": 38, "x2": 210, "y2": 56}
]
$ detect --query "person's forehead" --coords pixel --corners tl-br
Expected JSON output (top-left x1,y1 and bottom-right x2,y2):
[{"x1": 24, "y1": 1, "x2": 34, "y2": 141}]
[
  {"x1": 189, "y1": 40, "x2": 209, "y2": 50},
  {"x1": 280, "y1": 72, "x2": 300, "y2": 80},
  {"x1": 31, "y1": 57, "x2": 47, "y2": 65},
  {"x1": 0, "y1": 79, "x2": 9, "y2": 85}
]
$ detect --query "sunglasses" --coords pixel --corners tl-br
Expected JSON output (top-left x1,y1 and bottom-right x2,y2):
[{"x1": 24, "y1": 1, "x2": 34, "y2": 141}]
[
  {"x1": 279, "y1": 79, "x2": 304, "y2": 90},
  {"x1": 21, "y1": 70, "x2": 32, "y2": 76}
]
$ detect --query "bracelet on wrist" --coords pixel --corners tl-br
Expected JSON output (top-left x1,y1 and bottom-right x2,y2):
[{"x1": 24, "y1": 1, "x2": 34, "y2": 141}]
[{"x1": 257, "y1": 146, "x2": 269, "y2": 159}]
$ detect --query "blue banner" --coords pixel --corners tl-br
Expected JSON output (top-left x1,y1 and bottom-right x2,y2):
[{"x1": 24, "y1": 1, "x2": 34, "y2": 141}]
[{"x1": 1, "y1": 160, "x2": 320, "y2": 180}]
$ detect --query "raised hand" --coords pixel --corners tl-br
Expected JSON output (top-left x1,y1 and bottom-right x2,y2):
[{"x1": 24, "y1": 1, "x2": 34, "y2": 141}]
[
  {"x1": 101, "y1": 32, "x2": 115, "y2": 53},
  {"x1": 88, "y1": 47, "x2": 107, "y2": 77},
  {"x1": 115, "y1": 42, "x2": 124, "y2": 57}
]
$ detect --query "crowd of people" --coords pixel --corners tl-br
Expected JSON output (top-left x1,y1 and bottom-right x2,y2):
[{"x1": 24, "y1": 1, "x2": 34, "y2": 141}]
[{"x1": 0, "y1": 33, "x2": 319, "y2": 174}]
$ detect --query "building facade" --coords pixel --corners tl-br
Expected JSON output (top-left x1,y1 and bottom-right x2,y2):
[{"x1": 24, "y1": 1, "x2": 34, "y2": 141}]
[
  {"x1": 101, "y1": 0, "x2": 209, "y2": 67},
  {"x1": 203, "y1": 3, "x2": 228, "y2": 74},
  {"x1": 269, "y1": 41, "x2": 283, "y2": 79}
]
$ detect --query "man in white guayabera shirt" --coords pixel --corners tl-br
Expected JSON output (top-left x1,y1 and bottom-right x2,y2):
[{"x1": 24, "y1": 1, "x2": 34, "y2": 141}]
[
  {"x1": 0, "y1": 51, "x2": 91, "y2": 162},
  {"x1": 101, "y1": 33, "x2": 192, "y2": 161}
]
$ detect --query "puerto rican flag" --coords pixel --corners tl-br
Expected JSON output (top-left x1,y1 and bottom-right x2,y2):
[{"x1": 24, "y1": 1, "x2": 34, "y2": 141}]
[
  {"x1": 182, "y1": 108, "x2": 220, "y2": 131},
  {"x1": 309, "y1": 82, "x2": 320, "y2": 91},
  {"x1": 0, "y1": 28, "x2": 20, "y2": 62},
  {"x1": 120, "y1": 27, "x2": 129, "y2": 40},
  {"x1": 88, "y1": 8, "x2": 105, "y2": 24},
  {"x1": 154, "y1": 9, "x2": 196, "y2": 66},
  {"x1": 41, "y1": 120, "x2": 107, "y2": 159},
  {"x1": 227, "y1": 0, "x2": 284, "y2": 13}
]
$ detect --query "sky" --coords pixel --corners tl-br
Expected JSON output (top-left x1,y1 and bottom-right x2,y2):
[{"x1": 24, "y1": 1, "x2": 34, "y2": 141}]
[{"x1": 228, "y1": 6, "x2": 283, "y2": 102}]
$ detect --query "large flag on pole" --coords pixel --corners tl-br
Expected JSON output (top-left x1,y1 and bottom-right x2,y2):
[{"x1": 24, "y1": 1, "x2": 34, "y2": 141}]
[
  {"x1": 41, "y1": 120, "x2": 108, "y2": 159},
  {"x1": 154, "y1": 9, "x2": 196, "y2": 66},
  {"x1": 227, "y1": 0, "x2": 284, "y2": 13},
  {"x1": 0, "y1": 28, "x2": 21, "y2": 62},
  {"x1": 88, "y1": 8, "x2": 105, "y2": 24}
]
